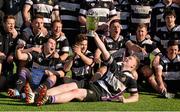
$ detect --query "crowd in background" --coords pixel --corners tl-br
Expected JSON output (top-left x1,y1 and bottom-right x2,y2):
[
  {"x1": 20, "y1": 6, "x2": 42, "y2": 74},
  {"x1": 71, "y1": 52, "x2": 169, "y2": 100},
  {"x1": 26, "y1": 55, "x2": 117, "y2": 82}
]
[{"x1": 0, "y1": 0, "x2": 179, "y2": 106}]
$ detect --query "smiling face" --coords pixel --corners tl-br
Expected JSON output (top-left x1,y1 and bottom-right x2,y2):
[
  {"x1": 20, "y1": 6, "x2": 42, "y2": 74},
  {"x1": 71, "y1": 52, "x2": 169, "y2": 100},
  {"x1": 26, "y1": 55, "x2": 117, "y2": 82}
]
[
  {"x1": 77, "y1": 40, "x2": 88, "y2": 53},
  {"x1": 136, "y1": 26, "x2": 147, "y2": 41},
  {"x1": 167, "y1": 45, "x2": 179, "y2": 60},
  {"x1": 4, "y1": 18, "x2": 15, "y2": 33},
  {"x1": 52, "y1": 21, "x2": 62, "y2": 37}
]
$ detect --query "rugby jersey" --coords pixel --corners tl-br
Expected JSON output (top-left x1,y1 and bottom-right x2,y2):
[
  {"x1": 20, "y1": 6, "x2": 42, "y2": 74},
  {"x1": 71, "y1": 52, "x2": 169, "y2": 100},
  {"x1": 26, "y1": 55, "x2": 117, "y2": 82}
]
[
  {"x1": 151, "y1": 2, "x2": 180, "y2": 34},
  {"x1": 25, "y1": 0, "x2": 59, "y2": 29},
  {"x1": 0, "y1": 27, "x2": 18, "y2": 55},
  {"x1": 160, "y1": 54, "x2": 180, "y2": 80},
  {"x1": 114, "y1": 0, "x2": 131, "y2": 36},
  {"x1": 55, "y1": 35, "x2": 70, "y2": 55},
  {"x1": 129, "y1": 0, "x2": 152, "y2": 24},
  {"x1": 28, "y1": 50, "x2": 63, "y2": 71},
  {"x1": 128, "y1": 35, "x2": 160, "y2": 65},
  {"x1": 154, "y1": 25, "x2": 180, "y2": 54},
  {"x1": 102, "y1": 35, "x2": 126, "y2": 62},
  {"x1": 72, "y1": 50, "x2": 94, "y2": 81},
  {"x1": 19, "y1": 27, "x2": 48, "y2": 48},
  {"x1": 96, "y1": 56, "x2": 138, "y2": 101},
  {"x1": 79, "y1": 0, "x2": 117, "y2": 26},
  {"x1": 58, "y1": 0, "x2": 81, "y2": 31}
]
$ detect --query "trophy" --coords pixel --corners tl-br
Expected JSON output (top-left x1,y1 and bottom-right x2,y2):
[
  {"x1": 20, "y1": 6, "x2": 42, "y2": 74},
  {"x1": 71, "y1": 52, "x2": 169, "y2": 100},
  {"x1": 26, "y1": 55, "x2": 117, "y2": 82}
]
[{"x1": 86, "y1": 10, "x2": 99, "y2": 37}]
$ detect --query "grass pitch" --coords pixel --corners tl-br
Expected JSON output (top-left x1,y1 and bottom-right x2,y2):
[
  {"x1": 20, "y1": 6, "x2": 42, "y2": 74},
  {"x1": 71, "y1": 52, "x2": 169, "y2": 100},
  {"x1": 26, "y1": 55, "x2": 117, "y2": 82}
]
[{"x1": 0, "y1": 92, "x2": 180, "y2": 111}]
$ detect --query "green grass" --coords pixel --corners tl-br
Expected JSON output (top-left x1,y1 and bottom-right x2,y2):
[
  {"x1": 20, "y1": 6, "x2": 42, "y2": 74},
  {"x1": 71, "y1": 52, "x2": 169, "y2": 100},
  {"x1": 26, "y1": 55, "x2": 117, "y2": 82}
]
[{"x1": 0, "y1": 92, "x2": 180, "y2": 111}]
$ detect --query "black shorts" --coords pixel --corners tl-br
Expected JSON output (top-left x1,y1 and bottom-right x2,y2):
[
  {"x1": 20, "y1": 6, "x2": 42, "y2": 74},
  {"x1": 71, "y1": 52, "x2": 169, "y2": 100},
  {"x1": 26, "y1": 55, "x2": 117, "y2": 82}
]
[
  {"x1": 165, "y1": 80, "x2": 180, "y2": 93},
  {"x1": 76, "y1": 80, "x2": 103, "y2": 102}
]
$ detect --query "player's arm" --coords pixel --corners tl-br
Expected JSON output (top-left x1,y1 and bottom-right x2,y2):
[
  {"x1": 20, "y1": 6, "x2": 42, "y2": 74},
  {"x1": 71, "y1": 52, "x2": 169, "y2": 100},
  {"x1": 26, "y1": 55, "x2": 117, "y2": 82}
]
[
  {"x1": 155, "y1": 64, "x2": 166, "y2": 93},
  {"x1": 63, "y1": 57, "x2": 74, "y2": 72},
  {"x1": 93, "y1": 31, "x2": 110, "y2": 61},
  {"x1": 23, "y1": 4, "x2": 31, "y2": 27},
  {"x1": 52, "y1": 4, "x2": 60, "y2": 21},
  {"x1": 16, "y1": 47, "x2": 29, "y2": 61},
  {"x1": 120, "y1": 92, "x2": 139, "y2": 103},
  {"x1": 126, "y1": 40, "x2": 147, "y2": 54}
]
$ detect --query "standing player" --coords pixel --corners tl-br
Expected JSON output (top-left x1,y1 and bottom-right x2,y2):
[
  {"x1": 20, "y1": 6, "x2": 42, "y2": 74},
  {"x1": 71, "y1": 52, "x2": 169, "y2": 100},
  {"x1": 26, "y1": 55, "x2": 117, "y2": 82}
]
[
  {"x1": 58, "y1": 0, "x2": 82, "y2": 46},
  {"x1": 23, "y1": 0, "x2": 59, "y2": 30}
]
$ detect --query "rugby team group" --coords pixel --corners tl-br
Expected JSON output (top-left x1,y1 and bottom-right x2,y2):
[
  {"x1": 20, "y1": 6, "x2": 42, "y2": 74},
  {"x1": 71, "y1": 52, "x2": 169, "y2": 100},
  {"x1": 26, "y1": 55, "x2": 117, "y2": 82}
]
[{"x1": 0, "y1": 0, "x2": 180, "y2": 106}]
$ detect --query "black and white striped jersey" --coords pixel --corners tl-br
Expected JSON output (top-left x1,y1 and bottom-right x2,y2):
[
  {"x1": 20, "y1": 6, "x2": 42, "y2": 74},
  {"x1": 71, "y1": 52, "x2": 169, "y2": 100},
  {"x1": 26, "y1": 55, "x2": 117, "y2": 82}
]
[
  {"x1": 129, "y1": 0, "x2": 152, "y2": 24},
  {"x1": 20, "y1": 27, "x2": 48, "y2": 48},
  {"x1": 96, "y1": 56, "x2": 138, "y2": 101},
  {"x1": 72, "y1": 50, "x2": 94, "y2": 81},
  {"x1": 55, "y1": 35, "x2": 70, "y2": 55},
  {"x1": 128, "y1": 35, "x2": 160, "y2": 65},
  {"x1": 114, "y1": 0, "x2": 130, "y2": 36},
  {"x1": 28, "y1": 51, "x2": 63, "y2": 71},
  {"x1": 160, "y1": 54, "x2": 180, "y2": 80},
  {"x1": 102, "y1": 35, "x2": 126, "y2": 62},
  {"x1": 151, "y1": 2, "x2": 180, "y2": 35},
  {"x1": 154, "y1": 25, "x2": 180, "y2": 54},
  {"x1": 58, "y1": 0, "x2": 81, "y2": 31},
  {"x1": 25, "y1": 0, "x2": 59, "y2": 29},
  {"x1": 79, "y1": 0, "x2": 117, "y2": 26}
]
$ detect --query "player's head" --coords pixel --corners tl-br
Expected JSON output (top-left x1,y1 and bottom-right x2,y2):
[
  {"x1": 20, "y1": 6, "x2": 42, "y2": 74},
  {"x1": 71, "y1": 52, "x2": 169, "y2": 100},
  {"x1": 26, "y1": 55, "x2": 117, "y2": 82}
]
[
  {"x1": 109, "y1": 19, "x2": 121, "y2": 38},
  {"x1": 3, "y1": 15, "x2": 16, "y2": 33},
  {"x1": 75, "y1": 34, "x2": 88, "y2": 53},
  {"x1": 31, "y1": 14, "x2": 44, "y2": 32},
  {"x1": 123, "y1": 55, "x2": 140, "y2": 71},
  {"x1": 167, "y1": 40, "x2": 179, "y2": 59},
  {"x1": 44, "y1": 37, "x2": 57, "y2": 54},
  {"x1": 136, "y1": 23, "x2": 148, "y2": 40},
  {"x1": 51, "y1": 20, "x2": 62, "y2": 36},
  {"x1": 164, "y1": 9, "x2": 176, "y2": 27}
]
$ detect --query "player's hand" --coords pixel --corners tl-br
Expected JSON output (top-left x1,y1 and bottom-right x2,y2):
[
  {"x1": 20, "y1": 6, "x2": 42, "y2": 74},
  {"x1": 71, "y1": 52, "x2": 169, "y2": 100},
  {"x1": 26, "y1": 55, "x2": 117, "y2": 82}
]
[
  {"x1": 45, "y1": 70, "x2": 53, "y2": 76},
  {"x1": 7, "y1": 55, "x2": 14, "y2": 63},
  {"x1": 0, "y1": 52, "x2": 6, "y2": 60},
  {"x1": 141, "y1": 48, "x2": 148, "y2": 55},
  {"x1": 52, "y1": 51, "x2": 60, "y2": 59},
  {"x1": 159, "y1": 84, "x2": 167, "y2": 94},
  {"x1": 73, "y1": 44, "x2": 82, "y2": 56},
  {"x1": 118, "y1": 95, "x2": 125, "y2": 103},
  {"x1": 9, "y1": 28, "x2": 18, "y2": 38}
]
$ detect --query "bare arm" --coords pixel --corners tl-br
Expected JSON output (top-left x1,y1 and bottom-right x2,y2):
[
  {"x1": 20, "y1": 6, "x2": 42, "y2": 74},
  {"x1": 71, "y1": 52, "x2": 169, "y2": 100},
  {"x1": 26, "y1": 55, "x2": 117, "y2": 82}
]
[
  {"x1": 59, "y1": 53, "x2": 69, "y2": 62},
  {"x1": 121, "y1": 92, "x2": 139, "y2": 103},
  {"x1": 16, "y1": 47, "x2": 29, "y2": 61},
  {"x1": 93, "y1": 31, "x2": 110, "y2": 60},
  {"x1": 63, "y1": 57, "x2": 74, "y2": 72},
  {"x1": 155, "y1": 65, "x2": 166, "y2": 93},
  {"x1": 23, "y1": 4, "x2": 31, "y2": 27},
  {"x1": 94, "y1": 48, "x2": 102, "y2": 63},
  {"x1": 52, "y1": 10, "x2": 60, "y2": 21},
  {"x1": 126, "y1": 40, "x2": 147, "y2": 55}
]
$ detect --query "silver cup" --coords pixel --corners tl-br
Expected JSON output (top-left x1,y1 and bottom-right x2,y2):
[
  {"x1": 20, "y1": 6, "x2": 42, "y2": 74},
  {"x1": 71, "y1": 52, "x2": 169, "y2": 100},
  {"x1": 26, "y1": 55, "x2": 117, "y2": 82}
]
[{"x1": 86, "y1": 11, "x2": 99, "y2": 37}]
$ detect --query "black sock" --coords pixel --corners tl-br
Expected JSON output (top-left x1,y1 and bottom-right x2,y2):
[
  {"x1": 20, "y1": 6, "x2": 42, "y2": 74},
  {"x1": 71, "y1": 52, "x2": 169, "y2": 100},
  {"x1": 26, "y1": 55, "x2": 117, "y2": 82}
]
[
  {"x1": 16, "y1": 76, "x2": 26, "y2": 92},
  {"x1": 0, "y1": 76, "x2": 7, "y2": 90}
]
